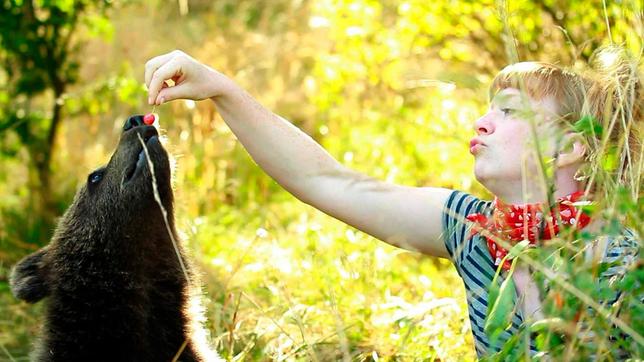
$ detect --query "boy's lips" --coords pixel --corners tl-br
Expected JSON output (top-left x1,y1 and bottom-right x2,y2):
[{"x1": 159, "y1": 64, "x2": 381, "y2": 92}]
[{"x1": 469, "y1": 138, "x2": 486, "y2": 154}]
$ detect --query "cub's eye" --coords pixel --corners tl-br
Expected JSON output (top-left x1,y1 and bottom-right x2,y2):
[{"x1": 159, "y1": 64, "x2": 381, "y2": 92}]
[{"x1": 88, "y1": 169, "x2": 105, "y2": 185}]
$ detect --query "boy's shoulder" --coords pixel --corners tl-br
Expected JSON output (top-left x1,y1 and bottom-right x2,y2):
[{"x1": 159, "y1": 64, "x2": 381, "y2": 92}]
[
  {"x1": 602, "y1": 228, "x2": 639, "y2": 259},
  {"x1": 444, "y1": 190, "x2": 493, "y2": 212},
  {"x1": 595, "y1": 228, "x2": 639, "y2": 280}
]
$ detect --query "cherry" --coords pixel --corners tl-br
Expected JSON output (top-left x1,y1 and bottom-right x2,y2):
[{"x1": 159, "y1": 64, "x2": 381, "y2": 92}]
[{"x1": 143, "y1": 113, "x2": 155, "y2": 125}]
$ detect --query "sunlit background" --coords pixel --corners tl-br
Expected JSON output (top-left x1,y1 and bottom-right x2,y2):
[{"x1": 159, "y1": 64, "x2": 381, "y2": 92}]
[{"x1": 1, "y1": 0, "x2": 641, "y2": 360}]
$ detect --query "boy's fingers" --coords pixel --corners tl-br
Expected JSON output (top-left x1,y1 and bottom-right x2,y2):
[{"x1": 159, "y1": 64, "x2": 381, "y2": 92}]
[
  {"x1": 144, "y1": 51, "x2": 178, "y2": 89},
  {"x1": 156, "y1": 84, "x2": 184, "y2": 104},
  {"x1": 148, "y1": 58, "x2": 183, "y2": 105}
]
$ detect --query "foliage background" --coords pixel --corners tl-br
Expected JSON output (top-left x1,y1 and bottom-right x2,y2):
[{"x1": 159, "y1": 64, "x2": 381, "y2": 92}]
[{"x1": 0, "y1": 0, "x2": 641, "y2": 360}]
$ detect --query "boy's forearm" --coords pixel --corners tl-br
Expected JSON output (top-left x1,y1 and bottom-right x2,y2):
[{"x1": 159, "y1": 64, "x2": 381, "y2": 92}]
[{"x1": 211, "y1": 81, "x2": 341, "y2": 201}]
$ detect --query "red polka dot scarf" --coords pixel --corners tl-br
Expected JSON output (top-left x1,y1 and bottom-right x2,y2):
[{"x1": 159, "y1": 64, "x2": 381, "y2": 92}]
[{"x1": 466, "y1": 191, "x2": 591, "y2": 271}]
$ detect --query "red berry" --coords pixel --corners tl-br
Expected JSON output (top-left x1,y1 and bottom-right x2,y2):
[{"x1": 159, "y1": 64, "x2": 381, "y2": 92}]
[{"x1": 143, "y1": 113, "x2": 155, "y2": 125}]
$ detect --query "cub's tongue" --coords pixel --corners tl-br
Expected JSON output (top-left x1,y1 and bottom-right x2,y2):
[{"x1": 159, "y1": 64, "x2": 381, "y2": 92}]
[{"x1": 136, "y1": 149, "x2": 146, "y2": 169}]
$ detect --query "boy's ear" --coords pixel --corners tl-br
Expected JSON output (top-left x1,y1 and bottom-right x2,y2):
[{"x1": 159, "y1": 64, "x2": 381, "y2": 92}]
[
  {"x1": 556, "y1": 133, "x2": 586, "y2": 168},
  {"x1": 10, "y1": 247, "x2": 51, "y2": 303}
]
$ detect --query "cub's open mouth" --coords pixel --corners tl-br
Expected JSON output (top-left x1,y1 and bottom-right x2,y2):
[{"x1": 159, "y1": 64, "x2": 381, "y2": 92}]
[{"x1": 123, "y1": 128, "x2": 159, "y2": 183}]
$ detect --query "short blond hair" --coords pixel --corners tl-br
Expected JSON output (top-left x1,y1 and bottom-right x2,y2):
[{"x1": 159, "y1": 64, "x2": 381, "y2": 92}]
[
  {"x1": 489, "y1": 47, "x2": 642, "y2": 188},
  {"x1": 490, "y1": 61, "x2": 590, "y2": 122}
]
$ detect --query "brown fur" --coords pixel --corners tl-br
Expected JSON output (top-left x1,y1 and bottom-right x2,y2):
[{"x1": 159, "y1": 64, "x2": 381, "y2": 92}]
[{"x1": 10, "y1": 116, "x2": 220, "y2": 362}]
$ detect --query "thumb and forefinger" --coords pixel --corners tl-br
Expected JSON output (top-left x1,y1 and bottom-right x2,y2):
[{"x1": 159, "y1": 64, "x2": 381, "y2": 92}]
[
  {"x1": 154, "y1": 82, "x2": 187, "y2": 104},
  {"x1": 145, "y1": 51, "x2": 184, "y2": 105}
]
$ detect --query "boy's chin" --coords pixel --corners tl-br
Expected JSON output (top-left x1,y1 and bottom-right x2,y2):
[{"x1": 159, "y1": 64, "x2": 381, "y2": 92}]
[
  {"x1": 473, "y1": 164, "x2": 493, "y2": 184},
  {"x1": 474, "y1": 166, "x2": 519, "y2": 192}
]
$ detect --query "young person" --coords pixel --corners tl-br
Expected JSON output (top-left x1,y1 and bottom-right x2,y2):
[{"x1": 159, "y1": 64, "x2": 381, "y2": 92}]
[{"x1": 144, "y1": 47, "x2": 640, "y2": 358}]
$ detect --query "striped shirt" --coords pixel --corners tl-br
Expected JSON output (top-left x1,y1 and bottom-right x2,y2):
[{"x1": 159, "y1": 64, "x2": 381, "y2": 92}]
[{"x1": 441, "y1": 190, "x2": 639, "y2": 358}]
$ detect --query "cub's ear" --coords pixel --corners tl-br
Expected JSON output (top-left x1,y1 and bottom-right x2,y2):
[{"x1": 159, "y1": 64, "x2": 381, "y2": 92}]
[{"x1": 10, "y1": 247, "x2": 50, "y2": 303}]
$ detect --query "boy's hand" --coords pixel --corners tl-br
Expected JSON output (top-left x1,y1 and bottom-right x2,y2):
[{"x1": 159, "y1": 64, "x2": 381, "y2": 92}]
[{"x1": 144, "y1": 50, "x2": 228, "y2": 105}]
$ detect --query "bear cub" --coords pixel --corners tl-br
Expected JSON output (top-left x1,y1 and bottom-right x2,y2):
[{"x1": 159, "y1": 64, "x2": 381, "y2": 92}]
[{"x1": 10, "y1": 116, "x2": 221, "y2": 361}]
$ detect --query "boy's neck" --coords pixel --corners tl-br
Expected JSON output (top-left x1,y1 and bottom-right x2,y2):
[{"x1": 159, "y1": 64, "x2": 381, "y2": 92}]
[{"x1": 492, "y1": 168, "x2": 582, "y2": 205}]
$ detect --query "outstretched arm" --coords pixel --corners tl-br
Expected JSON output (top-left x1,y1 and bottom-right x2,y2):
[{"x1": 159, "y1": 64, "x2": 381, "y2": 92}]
[{"x1": 145, "y1": 50, "x2": 453, "y2": 258}]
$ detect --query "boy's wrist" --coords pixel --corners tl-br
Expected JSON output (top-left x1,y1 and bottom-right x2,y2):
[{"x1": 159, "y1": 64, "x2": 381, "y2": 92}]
[{"x1": 206, "y1": 68, "x2": 235, "y2": 100}]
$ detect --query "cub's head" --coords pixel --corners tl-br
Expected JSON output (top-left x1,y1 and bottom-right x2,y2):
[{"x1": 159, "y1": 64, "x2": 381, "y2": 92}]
[
  {"x1": 10, "y1": 115, "x2": 175, "y2": 303},
  {"x1": 76, "y1": 115, "x2": 173, "y2": 222}
]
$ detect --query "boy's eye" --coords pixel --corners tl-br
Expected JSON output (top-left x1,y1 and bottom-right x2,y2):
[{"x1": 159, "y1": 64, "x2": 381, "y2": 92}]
[
  {"x1": 501, "y1": 108, "x2": 514, "y2": 116},
  {"x1": 88, "y1": 170, "x2": 104, "y2": 185}
]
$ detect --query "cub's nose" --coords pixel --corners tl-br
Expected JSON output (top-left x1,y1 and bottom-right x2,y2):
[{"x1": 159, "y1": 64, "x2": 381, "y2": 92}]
[{"x1": 123, "y1": 115, "x2": 145, "y2": 131}]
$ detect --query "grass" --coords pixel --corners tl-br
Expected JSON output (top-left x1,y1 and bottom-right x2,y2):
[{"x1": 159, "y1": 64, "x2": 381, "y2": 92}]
[{"x1": 189, "y1": 201, "x2": 476, "y2": 360}]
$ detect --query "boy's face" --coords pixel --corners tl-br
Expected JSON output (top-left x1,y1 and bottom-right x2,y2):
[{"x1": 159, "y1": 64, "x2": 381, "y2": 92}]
[{"x1": 470, "y1": 87, "x2": 561, "y2": 195}]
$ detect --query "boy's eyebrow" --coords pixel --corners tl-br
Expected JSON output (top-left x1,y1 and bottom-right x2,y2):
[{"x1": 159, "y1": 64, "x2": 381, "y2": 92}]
[{"x1": 491, "y1": 93, "x2": 521, "y2": 105}]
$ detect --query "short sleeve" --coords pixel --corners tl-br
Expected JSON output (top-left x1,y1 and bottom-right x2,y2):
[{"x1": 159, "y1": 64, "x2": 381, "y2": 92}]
[{"x1": 441, "y1": 190, "x2": 492, "y2": 266}]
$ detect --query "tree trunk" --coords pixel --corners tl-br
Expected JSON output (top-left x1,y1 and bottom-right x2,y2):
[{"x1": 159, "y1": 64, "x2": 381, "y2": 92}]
[{"x1": 31, "y1": 86, "x2": 64, "y2": 234}]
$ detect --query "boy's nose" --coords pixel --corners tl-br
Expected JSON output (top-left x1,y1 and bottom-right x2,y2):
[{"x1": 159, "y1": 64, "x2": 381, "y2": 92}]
[{"x1": 473, "y1": 114, "x2": 494, "y2": 135}]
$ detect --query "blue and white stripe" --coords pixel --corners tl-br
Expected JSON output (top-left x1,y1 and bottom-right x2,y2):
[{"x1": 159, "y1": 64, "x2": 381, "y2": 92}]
[{"x1": 441, "y1": 190, "x2": 639, "y2": 358}]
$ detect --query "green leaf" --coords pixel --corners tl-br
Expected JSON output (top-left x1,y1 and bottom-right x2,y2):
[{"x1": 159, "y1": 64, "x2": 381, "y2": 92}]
[
  {"x1": 601, "y1": 148, "x2": 619, "y2": 172},
  {"x1": 508, "y1": 239, "x2": 529, "y2": 259},
  {"x1": 85, "y1": 14, "x2": 114, "y2": 40},
  {"x1": 485, "y1": 263, "x2": 518, "y2": 343},
  {"x1": 573, "y1": 115, "x2": 603, "y2": 138}
]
